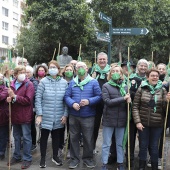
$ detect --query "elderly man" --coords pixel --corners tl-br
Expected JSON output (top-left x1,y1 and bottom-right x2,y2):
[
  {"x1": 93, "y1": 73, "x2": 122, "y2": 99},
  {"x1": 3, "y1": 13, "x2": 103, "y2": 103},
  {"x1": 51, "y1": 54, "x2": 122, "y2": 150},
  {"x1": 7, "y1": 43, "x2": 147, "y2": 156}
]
[
  {"x1": 18, "y1": 58, "x2": 28, "y2": 66},
  {"x1": 64, "y1": 61, "x2": 101, "y2": 169}
]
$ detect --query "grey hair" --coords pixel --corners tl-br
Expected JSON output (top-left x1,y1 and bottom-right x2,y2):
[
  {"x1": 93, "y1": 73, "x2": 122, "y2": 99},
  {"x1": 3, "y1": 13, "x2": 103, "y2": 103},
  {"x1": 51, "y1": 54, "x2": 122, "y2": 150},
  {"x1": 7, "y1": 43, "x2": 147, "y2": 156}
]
[
  {"x1": 76, "y1": 61, "x2": 87, "y2": 68},
  {"x1": 97, "y1": 52, "x2": 108, "y2": 59},
  {"x1": 136, "y1": 59, "x2": 149, "y2": 73},
  {"x1": 26, "y1": 65, "x2": 34, "y2": 74}
]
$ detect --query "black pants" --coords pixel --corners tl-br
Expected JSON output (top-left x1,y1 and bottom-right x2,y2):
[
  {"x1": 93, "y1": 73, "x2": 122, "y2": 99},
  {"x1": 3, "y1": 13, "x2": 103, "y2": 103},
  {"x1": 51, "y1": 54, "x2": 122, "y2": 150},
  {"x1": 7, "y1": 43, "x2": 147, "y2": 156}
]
[
  {"x1": 31, "y1": 112, "x2": 36, "y2": 145},
  {"x1": 40, "y1": 128, "x2": 61, "y2": 158},
  {"x1": 59, "y1": 127, "x2": 65, "y2": 149}
]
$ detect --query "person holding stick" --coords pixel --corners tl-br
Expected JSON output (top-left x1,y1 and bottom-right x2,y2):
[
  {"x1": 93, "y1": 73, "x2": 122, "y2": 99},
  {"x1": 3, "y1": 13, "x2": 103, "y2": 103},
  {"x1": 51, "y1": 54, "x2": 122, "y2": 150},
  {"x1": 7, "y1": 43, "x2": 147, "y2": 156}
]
[{"x1": 133, "y1": 68, "x2": 167, "y2": 170}]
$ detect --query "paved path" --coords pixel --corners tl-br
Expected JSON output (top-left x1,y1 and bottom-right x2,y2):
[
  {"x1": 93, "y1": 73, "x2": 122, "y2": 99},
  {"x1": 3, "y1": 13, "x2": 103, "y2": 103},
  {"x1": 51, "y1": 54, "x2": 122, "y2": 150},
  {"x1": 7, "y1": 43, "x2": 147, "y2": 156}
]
[{"x1": 1, "y1": 129, "x2": 170, "y2": 170}]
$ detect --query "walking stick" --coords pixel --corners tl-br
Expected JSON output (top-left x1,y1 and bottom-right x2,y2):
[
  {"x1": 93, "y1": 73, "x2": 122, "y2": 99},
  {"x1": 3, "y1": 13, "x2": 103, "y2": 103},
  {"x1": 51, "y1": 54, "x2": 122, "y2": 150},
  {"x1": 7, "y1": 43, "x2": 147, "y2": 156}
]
[
  {"x1": 22, "y1": 47, "x2": 24, "y2": 65},
  {"x1": 94, "y1": 51, "x2": 97, "y2": 64},
  {"x1": 162, "y1": 57, "x2": 170, "y2": 170},
  {"x1": 52, "y1": 48, "x2": 56, "y2": 60},
  {"x1": 127, "y1": 47, "x2": 131, "y2": 170},
  {"x1": 77, "y1": 44, "x2": 82, "y2": 61},
  {"x1": 64, "y1": 133, "x2": 70, "y2": 160},
  {"x1": 56, "y1": 43, "x2": 61, "y2": 62},
  {"x1": 151, "y1": 51, "x2": 154, "y2": 62}
]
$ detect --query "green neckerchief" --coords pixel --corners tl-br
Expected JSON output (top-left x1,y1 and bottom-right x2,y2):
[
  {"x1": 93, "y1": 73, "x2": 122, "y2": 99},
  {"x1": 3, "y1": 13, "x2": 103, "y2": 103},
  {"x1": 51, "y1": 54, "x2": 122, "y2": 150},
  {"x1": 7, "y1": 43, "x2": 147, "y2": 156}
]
[
  {"x1": 141, "y1": 80, "x2": 162, "y2": 113},
  {"x1": 73, "y1": 74, "x2": 93, "y2": 90},
  {"x1": 108, "y1": 80, "x2": 126, "y2": 96},
  {"x1": 94, "y1": 64, "x2": 110, "y2": 80},
  {"x1": 49, "y1": 75, "x2": 60, "y2": 80},
  {"x1": 130, "y1": 73, "x2": 146, "y2": 81}
]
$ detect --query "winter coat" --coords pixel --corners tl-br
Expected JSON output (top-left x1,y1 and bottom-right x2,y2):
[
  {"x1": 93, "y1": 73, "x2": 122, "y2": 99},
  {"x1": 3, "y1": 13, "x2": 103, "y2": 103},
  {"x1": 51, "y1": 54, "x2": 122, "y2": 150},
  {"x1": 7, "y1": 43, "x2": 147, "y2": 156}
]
[
  {"x1": 102, "y1": 82, "x2": 128, "y2": 127},
  {"x1": 0, "y1": 85, "x2": 9, "y2": 126},
  {"x1": 133, "y1": 86, "x2": 167, "y2": 127},
  {"x1": 35, "y1": 76, "x2": 68, "y2": 130},
  {"x1": 10, "y1": 78, "x2": 35, "y2": 124},
  {"x1": 64, "y1": 78, "x2": 102, "y2": 117}
]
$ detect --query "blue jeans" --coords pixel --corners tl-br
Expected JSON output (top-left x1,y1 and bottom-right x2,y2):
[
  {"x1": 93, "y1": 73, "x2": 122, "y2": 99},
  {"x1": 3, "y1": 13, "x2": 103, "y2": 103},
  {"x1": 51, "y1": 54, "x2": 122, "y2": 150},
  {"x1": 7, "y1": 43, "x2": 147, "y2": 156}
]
[
  {"x1": 13, "y1": 123, "x2": 32, "y2": 161},
  {"x1": 0, "y1": 125, "x2": 9, "y2": 155},
  {"x1": 138, "y1": 127, "x2": 163, "y2": 162},
  {"x1": 69, "y1": 115, "x2": 94, "y2": 163},
  {"x1": 102, "y1": 126, "x2": 125, "y2": 164}
]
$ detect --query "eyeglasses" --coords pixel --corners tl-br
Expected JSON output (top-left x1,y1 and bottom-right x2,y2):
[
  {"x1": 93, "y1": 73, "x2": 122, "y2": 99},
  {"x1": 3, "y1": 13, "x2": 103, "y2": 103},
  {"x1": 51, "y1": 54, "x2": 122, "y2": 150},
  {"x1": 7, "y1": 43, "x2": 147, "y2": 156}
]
[{"x1": 150, "y1": 75, "x2": 159, "y2": 78}]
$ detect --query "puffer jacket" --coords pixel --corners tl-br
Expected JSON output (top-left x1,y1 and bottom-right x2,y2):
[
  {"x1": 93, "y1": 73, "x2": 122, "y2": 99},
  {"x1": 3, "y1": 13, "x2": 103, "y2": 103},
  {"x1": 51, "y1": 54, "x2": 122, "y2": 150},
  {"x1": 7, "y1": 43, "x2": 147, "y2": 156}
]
[
  {"x1": 102, "y1": 82, "x2": 128, "y2": 127},
  {"x1": 0, "y1": 85, "x2": 9, "y2": 126},
  {"x1": 133, "y1": 86, "x2": 167, "y2": 127},
  {"x1": 35, "y1": 76, "x2": 68, "y2": 130}
]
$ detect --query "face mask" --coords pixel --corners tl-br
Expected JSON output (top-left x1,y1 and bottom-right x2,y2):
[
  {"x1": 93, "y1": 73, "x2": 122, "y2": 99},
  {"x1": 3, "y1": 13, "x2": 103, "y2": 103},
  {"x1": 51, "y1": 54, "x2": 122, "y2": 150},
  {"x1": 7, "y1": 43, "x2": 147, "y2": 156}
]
[
  {"x1": 112, "y1": 73, "x2": 121, "y2": 80},
  {"x1": 38, "y1": 71, "x2": 45, "y2": 77},
  {"x1": 0, "y1": 79, "x2": 4, "y2": 85},
  {"x1": 65, "y1": 71, "x2": 73, "y2": 78},
  {"x1": 77, "y1": 68, "x2": 86, "y2": 76},
  {"x1": 49, "y1": 68, "x2": 58, "y2": 76},
  {"x1": 18, "y1": 74, "x2": 26, "y2": 82}
]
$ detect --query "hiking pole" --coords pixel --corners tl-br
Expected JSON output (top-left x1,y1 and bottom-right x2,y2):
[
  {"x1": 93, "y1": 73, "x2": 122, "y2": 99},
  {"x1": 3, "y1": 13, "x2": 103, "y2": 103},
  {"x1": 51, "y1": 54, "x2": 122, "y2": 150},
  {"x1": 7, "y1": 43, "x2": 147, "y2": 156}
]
[
  {"x1": 162, "y1": 56, "x2": 170, "y2": 170},
  {"x1": 52, "y1": 48, "x2": 56, "y2": 60},
  {"x1": 64, "y1": 133, "x2": 69, "y2": 160},
  {"x1": 56, "y1": 43, "x2": 61, "y2": 62},
  {"x1": 127, "y1": 47, "x2": 131, "y2": 170}
]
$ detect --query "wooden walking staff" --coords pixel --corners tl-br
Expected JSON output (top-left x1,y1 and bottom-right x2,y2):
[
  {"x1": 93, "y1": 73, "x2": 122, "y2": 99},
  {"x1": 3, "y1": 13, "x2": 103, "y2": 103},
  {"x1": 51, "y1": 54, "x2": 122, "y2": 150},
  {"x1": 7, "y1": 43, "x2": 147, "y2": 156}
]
[
  {"x1": 56, "y1": 43, "x2": 61, "y2": 61},
  {"x1": 52, "y1": 48, "x2": 56, "y2": 60},
  {"x1": 127, "y1": 47, "x2": 131, "y2": 170},
  {"x1": 78, "y1": 44, "x2": 82, "y2": 61},
  {"x1": 94, "y1": 51, "x2": 97, "y2": 64},
  {"x1": 162, "y1": 54, "x2": 170, "y2": 170},
  {"x1": 151, "y1": 51, "x2": 154, "y2": 62}
]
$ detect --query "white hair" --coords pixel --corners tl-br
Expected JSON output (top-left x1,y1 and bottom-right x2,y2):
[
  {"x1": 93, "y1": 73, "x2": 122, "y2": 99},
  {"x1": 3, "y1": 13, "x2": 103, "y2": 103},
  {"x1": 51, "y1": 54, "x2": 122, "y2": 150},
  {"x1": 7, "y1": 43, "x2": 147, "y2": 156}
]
[
  {"x1": 97, "y1": 52, "x2": 108, "y2": 59},
  {"x1": 136, "y1": 59, "x2": 149, "y2": 73},
  {"x1": 76, "y1": 61, "x2": 87, "y2": 68},
  {"x1": 26, "y1": 65, "x2": 34, "y2": 74}
]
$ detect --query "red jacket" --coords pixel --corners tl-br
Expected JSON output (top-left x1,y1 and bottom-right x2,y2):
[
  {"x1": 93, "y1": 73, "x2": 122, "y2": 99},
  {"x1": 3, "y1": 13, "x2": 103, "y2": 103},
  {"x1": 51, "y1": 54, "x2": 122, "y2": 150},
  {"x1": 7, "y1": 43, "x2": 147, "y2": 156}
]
[
  {"x1": 0, "y1": 85, "x2": 9, "y2": 126},
  {"x1": 10, "y1": 78, "x2": 35, "y2": 124}
]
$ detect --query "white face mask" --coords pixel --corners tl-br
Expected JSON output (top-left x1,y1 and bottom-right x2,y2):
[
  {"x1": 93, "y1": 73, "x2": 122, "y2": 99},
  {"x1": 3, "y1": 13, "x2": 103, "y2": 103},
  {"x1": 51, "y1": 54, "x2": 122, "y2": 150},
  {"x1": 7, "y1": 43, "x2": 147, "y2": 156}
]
[
  {"x1": 18, "y1": 74, "x2": 26, "y2": 82},
  {"x1": 49, "y1": 68, "x2": 58, "y2": 76}
]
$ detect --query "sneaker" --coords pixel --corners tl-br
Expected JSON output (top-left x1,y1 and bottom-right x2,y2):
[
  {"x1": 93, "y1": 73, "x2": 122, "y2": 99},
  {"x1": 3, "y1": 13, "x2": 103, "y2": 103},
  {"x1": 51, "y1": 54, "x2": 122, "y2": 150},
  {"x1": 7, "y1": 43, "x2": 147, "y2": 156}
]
[
  {"x1": 7, "y1": 157, "x2": 22, "y2": 166},
  {"x1": 21, "y1": 161, "x2": 31, "y2": 169},
  {"x1": 117, "y1": 163, "x2": 125, "y2": 170},
  {"x1": 0, "y1": 154, "x2": 5, "y2": 160},
  {"x1": 101, "y1": 164, "x2": 108, "y2": 170},
  {"x1": 69, "y1": 160, "x2": 79, "y2": 169},
  {"x1": 58, "y1": 148, "x2": 63, "y2": 157},
  {"x1": 39, "y1": 157, "x2": 46, "y2": 168},
  {"x1": 158, "y1": 158, "x2": 162, "y2": 170},
  {"x1": 52, "y1": 156, "x2": 62, "y2": 166},
  {"x1": 67, "y1": 150, "x2": 70, "y2": 159},
  {"x1": 83, "y1": 159, "x2": 96, "y2": 168},
  {"x1": 147, "y1": 158, "x2": 151, "y2": 167},
  {"x1": 31, "y1": 144, "x2": 37, "y2": 152}
]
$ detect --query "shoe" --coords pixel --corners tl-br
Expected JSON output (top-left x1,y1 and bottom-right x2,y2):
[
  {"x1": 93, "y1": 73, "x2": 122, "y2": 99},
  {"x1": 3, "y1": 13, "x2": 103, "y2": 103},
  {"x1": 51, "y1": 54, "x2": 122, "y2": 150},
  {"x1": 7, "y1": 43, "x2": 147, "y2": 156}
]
[
  {"x1": 67, "y1": 150, "x2": 70, "y2": 159},
  {"x1": 7, "y1": 157, "x2": 22, "y2": 166},
  {"x1": 158, "y1": 158, "x2": 162, "y2": 170},
  {"x1": 21, "y1": 161, "x2": 31, "y2": 169},
  {"x1": 0, "y1": 154, "x2": 5, "y2": 160},
  {"x1": 117, "y1": 163, "x2": 125, "y2": 170},
  {"x1": 58, "y1": 148, "x2": 63, "y2": 157},
  {"x1": 31, "y1": 144, "x2": 37, "y2": 152},
  {"x1": 39, "y1": 157, "x2": 46, "y2": 168},
  {"x1": 108, "y1": 155, "x2": 117, "y2": 165},
  {"x1": 69, "y1": 160, "x2": 79, "y2": 169},
  {"x1": 52, "y1": 156, "x2": 62, "y2": 166},
  {"x1": 83, "y1": 159, "x2": 96, "y2": 168},
  {"x1": 101, "y1": 164, "x2": 108, "y2": 170},
  {"x1": 147, "y1": 158, "x2": 151, "y2": 167}
]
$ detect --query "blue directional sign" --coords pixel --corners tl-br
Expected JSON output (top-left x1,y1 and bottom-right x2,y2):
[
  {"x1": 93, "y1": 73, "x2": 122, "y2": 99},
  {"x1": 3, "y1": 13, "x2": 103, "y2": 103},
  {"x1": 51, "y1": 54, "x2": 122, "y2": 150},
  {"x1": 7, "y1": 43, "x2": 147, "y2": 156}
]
[
  {"x1": 112, "y1": 28, "x2": 149, "y2": 35},
  {"x1": 96, "y1": 32, "x2": 110, "y2": 43},
  {"x1": 99, "y1": 12, "x2": 112, "y2": 25}
]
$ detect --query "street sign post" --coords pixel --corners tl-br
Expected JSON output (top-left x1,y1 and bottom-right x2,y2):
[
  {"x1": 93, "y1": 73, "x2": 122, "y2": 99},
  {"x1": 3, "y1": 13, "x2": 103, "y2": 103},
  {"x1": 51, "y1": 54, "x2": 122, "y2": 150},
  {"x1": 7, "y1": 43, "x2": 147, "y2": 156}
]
[{"x1": 112, "y1": 28, "x2": 149, "y2": 35}]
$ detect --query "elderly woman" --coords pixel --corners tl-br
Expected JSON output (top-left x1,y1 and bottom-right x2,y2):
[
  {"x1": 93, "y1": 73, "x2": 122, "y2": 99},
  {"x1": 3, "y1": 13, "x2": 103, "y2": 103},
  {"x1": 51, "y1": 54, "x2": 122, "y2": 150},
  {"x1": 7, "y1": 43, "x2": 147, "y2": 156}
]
[
  {"x1": 35, "y1": 60, "x2": 68, "y2": 168},
  {"x1": 133, "y1": 68, "x2": 167, "y2": 170},
  {"x1": 7, "y1": 66, "x2": 35, "y2": 169},
  {"x1": 101, "y1": 65, "x2": 131, "y2": 170},
  {"x1": 0, "y1": 73, "x2": 9, "y2": 160}
]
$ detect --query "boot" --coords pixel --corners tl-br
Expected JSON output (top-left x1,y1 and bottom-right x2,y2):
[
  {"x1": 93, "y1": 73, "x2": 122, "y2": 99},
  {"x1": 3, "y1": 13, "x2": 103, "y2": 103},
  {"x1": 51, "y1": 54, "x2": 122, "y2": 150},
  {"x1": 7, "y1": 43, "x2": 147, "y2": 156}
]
[
  {"x1": 151, "y1": 161, "x2": 158, "y2": 170},
  {"x1": 139, "y1": 160, "x2": 146, "y2": 170}
]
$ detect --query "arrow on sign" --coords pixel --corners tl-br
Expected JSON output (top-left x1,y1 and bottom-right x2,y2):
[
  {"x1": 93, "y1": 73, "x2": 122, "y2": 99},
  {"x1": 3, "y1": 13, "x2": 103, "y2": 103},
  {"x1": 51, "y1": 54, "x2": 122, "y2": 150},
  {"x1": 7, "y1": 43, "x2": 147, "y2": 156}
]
[
  {"x1": 99, "y1": 12, "x2": 112, "y2": 25},
  {"x1": 112, "y1": 28, "x2": 149, "y2": 35},
  {"x1": 96, "y1": 32, "x2": 110, "y2": 43}
]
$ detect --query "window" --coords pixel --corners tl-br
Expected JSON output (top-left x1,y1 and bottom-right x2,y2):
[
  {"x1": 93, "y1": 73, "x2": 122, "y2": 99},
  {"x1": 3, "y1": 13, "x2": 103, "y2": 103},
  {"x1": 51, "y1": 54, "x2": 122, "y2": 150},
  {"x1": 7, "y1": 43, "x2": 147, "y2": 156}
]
[
  {"x1": 13, "y1": 38, "x2": 17, "y2": 46},
  {"x1": 13, "y1": 25, "x2": 18, "y2": 33},
  {"x1": 2, "y1": 35, "x2": 8, "y2": 44},
  {"x1": 2, "y1": 21, "x2": 9, "y2": 30},
  {"x1": 13, "y1": 0, "x2": 18, "y2": 8},
  {"x1": 13, "y1": 12, "x2": 18, "y2": 21},
  {"x1": 2, "y1": 7, "x2": 8, "y2": 17}
]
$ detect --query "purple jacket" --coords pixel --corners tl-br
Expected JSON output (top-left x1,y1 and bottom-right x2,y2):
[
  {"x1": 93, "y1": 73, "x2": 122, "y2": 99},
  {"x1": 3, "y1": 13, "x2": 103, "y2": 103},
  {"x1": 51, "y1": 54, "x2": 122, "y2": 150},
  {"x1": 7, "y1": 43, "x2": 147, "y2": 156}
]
[
  {"x1": 0, "y1": 85, "x2": 9, "y2": 126},
  {"x1": 10, "y1": 78, "x2": 35, "y2": 124}
]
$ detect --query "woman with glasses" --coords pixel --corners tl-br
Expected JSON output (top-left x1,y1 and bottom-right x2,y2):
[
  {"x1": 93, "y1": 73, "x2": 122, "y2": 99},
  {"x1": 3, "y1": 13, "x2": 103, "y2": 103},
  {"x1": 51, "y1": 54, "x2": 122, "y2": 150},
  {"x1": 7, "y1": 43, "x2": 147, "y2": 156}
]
[{"x1": 35, "y1": 60, "x2": 68, "y2": 168}]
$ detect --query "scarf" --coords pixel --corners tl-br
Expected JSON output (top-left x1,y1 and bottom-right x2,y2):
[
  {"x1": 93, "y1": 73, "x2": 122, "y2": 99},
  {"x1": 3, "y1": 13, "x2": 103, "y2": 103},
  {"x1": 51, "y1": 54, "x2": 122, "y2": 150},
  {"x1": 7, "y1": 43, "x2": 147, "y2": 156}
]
[
  {"x1": 108, "y1": 80, "x2": 126, "y2": 96},
  {"x1": 93, "y1": 64, "x2": 110, "y2": 80},
  {"x1": 141, "y1": 80, "x2": 162, "y2": 112},
  {"x1": 73, "y1": 74, "x2": 93, "y2": 90}
]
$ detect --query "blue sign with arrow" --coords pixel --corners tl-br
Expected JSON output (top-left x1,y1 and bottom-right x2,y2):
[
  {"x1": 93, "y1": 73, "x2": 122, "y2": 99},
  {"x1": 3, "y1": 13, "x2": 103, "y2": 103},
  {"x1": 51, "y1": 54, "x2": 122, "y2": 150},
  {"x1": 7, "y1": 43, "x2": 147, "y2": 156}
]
[{"x1": 112, "y1": 28, "x2": 149, "y2": 35}]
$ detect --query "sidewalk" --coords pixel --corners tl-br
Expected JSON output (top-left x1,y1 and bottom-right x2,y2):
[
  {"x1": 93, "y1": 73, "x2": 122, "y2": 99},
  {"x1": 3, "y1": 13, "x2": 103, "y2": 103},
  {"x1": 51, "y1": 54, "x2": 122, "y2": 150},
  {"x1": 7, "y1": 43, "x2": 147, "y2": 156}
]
[{"x1": 0, "y1": 129, "x2": 170, "y2": 170}]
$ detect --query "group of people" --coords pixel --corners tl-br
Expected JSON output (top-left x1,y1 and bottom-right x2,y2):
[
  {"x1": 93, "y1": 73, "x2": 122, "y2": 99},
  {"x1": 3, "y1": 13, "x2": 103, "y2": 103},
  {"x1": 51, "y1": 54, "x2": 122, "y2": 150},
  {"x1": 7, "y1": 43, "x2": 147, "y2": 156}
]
[{"x1": 0, "y1": 47, "x2": 170, "y2": 170}]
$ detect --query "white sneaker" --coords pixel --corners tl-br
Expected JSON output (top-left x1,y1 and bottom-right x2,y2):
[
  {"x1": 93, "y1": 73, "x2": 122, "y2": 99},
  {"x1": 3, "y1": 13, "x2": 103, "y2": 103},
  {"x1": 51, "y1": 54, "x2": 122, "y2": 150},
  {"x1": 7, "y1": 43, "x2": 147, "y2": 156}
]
[
  {"x1": 158, "y1": 158, "x2": 162, "y2": 170},
  {"x1": 147, "y1": 158, "x2": 151, "y2": 167}
]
